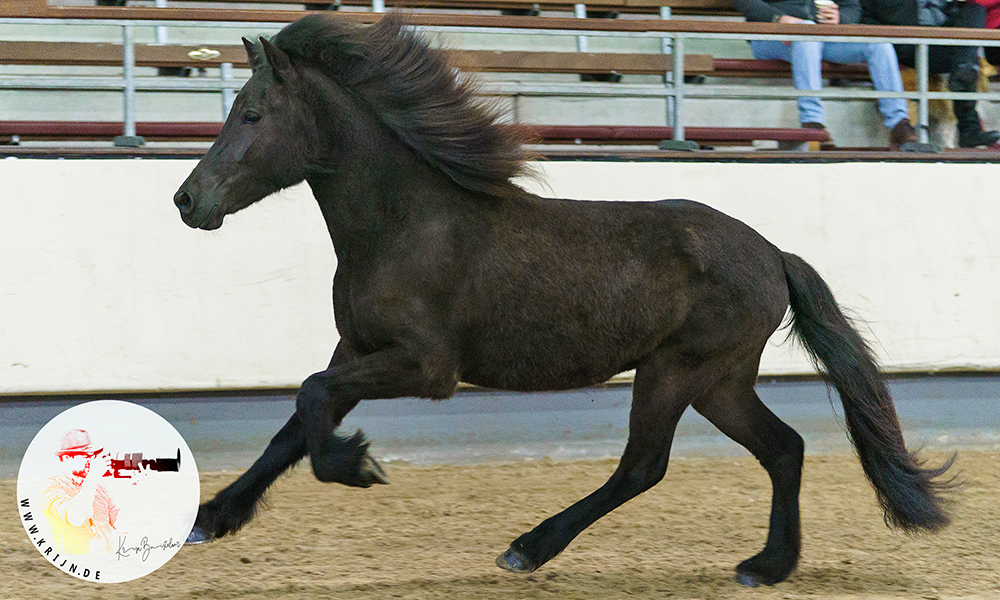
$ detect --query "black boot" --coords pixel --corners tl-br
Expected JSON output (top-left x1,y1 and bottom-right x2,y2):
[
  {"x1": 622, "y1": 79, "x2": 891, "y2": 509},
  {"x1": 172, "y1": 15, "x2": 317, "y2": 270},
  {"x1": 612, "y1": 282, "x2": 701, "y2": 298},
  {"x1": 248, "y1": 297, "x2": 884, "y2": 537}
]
[
  {"x1": 955, "y1": 100, "x2": 1000, "y2": 148},
  {"x1": 958, "y1": 127, "x2": 1000, "y2": 148}
]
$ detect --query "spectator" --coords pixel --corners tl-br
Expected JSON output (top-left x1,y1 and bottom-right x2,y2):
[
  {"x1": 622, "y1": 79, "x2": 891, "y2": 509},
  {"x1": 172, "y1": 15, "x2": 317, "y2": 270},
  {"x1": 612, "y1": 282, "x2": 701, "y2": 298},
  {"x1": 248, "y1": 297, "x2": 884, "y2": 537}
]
[
  {"x1": 734, "y1": 0, "x2": 919, "y2": 149},
  {"x1": 861, "y1": 0, "x2": 1000, "y2": 147}
]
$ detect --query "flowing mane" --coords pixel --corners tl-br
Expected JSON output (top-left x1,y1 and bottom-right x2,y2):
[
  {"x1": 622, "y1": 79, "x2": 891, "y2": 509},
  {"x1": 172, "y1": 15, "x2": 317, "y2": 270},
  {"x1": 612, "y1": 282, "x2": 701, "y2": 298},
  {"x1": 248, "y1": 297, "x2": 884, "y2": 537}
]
[{"x1": 272, "y1": 14, "x2": 535, "y2": 197}]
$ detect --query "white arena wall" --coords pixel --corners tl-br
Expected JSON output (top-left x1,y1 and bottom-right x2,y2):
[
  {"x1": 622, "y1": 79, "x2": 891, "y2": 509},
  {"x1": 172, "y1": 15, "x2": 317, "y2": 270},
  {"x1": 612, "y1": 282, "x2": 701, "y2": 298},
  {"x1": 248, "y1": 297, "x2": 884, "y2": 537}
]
[{"x1": 2, "y1": 158, "x2": 998, "y2": 395}]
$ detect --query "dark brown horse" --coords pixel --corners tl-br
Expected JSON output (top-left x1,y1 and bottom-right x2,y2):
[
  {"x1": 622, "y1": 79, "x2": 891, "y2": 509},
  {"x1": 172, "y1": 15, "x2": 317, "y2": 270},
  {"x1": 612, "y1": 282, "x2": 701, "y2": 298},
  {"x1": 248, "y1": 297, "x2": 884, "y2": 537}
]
[{"x1": 173, "y1": 14, "x2": 952, "y2": 586}]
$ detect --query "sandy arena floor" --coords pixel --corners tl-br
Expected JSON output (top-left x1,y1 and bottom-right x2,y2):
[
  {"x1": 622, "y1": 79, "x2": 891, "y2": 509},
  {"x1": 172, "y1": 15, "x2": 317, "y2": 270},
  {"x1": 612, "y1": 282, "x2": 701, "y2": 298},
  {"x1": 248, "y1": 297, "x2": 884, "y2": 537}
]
[{"x1": 2, "y1": 450, "x2": 998, "y2": 600}]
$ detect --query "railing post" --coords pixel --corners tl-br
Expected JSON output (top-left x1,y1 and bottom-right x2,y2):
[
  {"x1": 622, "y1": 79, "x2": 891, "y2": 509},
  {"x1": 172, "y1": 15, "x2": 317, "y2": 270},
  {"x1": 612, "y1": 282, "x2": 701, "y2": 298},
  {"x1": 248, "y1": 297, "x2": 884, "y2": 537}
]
[
  {"x1": 672, "y1": 35, "x2": 684, "y2": 140},
  {"x1": 372, "y1": 0, "x2": 385, "y2": 12},
  {"x1": 154, "y1": 0, "x2": 168, "y2": 44},
  {"x1": 660, "y1": 6, "x2": 674, "y2": 125},
  {"x1": 114, "y1": 24, "x2": 145, "y2": 147},
  {"x1": 574, "y1": 4, "x2": 588, "y2": 53},
  {"x1": 659, "y1": 7, "x2": 672, "y2": 53},
  {"x1": 916, "y1": 43, "x2": 930, "y2": 145},
  {"x1": 221, "y1": 62, "x2": 235, "y2": 120},
  {"x1": 659, "y1": 34, "x2": 698, "y2": 151}
]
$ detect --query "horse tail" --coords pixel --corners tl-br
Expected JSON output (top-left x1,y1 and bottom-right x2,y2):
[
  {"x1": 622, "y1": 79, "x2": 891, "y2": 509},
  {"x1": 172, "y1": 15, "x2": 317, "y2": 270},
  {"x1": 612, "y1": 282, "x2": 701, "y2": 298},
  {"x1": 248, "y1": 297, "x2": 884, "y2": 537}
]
[{"x1": 781, "y1": 251, "x2": 954, "y2": 532}]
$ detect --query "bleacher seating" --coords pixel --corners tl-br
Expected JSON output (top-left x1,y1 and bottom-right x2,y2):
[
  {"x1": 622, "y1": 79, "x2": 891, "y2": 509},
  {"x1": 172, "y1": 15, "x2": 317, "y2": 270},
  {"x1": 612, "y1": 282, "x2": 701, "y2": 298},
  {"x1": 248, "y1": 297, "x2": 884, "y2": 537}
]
[
  {"x1": 0, "y1": 121, "x2": 835, "y2": 148},
  {"x1": 36, "y1": 0, "x2": 740, "y2": 17},
  {"x1": 0, "y1": 36, "x2": 836, "y2": 149},
  {"x1": 4, "y1": 0, "x2": 1000, "y2": 152}
]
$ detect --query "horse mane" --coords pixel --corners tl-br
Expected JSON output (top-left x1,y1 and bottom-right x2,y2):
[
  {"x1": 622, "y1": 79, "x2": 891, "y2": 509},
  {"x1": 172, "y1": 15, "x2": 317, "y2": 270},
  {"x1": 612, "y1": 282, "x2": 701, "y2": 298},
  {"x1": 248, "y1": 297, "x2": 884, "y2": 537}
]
[{"x1": 272, "y1": 14, "x2": 537, "y2": 198}]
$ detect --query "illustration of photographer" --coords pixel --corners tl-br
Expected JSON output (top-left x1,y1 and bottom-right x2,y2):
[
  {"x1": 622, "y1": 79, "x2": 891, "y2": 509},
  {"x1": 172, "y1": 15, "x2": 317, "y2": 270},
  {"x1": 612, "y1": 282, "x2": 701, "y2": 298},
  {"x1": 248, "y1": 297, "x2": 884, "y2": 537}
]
[
  {"x1": 40, "y1": 428, "x2": 183, "y2": 555},
  {"x1": 40, "y1": 429, "x2": 123, "y2": 555}
]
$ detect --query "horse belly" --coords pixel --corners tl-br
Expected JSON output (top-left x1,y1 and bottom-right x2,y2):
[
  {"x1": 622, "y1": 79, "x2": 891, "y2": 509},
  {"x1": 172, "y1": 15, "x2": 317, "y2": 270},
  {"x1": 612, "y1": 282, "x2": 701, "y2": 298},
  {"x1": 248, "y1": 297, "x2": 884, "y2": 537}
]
[
  {"x1": 460, "y1": 354, "x2": 630, "y2": 393},
  {"x1": 458, "y1": 308, "x2": 666, "y2": 392}
]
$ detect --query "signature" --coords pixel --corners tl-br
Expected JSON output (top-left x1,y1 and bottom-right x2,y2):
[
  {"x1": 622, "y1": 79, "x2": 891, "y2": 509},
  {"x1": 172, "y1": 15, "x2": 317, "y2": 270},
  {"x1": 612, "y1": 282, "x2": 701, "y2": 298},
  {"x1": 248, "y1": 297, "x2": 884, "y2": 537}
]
[{"x1": 116, "y1": 535, "x2": 182, "y2": 562}]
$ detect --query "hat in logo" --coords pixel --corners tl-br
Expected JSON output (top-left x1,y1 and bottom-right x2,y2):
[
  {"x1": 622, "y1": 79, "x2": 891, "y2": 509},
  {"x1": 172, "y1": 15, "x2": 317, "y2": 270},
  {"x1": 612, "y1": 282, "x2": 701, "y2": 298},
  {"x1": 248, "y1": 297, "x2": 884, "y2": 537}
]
[{"x1": 55, "y1": 429, "x2": 101, "y2": 458}]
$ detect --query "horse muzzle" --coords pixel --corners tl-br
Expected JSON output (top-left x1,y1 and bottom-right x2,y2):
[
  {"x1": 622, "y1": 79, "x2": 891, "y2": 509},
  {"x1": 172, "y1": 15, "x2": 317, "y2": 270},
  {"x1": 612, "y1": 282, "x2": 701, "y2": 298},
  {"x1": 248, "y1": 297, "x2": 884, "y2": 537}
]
[{"x1": 173, "y1": 188, "x2": 225, "y2": 231}]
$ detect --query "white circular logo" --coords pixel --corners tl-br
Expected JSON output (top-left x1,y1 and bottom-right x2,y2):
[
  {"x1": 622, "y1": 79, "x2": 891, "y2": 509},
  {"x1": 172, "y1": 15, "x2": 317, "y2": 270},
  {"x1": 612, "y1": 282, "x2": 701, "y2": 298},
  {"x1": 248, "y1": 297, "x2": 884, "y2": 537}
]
[{"x1": 16, "y1": 400, "x2": 199, "y2": 583}]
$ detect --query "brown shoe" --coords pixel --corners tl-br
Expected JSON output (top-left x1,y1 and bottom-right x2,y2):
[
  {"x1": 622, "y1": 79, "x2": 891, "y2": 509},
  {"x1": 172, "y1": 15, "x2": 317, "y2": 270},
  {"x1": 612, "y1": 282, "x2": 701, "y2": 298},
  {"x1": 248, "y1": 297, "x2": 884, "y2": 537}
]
[
  {"x1": 801, "y1": 122, "x2": 835, "y2": 151},
  {"x1": 890, "y1": 118, "x2": 918, "y2": 150}
]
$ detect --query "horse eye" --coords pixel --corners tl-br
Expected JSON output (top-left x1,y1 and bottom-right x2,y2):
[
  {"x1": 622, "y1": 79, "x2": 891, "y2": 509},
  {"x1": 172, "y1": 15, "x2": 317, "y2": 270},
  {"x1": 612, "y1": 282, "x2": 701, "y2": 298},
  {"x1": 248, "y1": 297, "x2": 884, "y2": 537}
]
[{"x1": 243, "y1": 112, "x2": 261, "y2": 125}]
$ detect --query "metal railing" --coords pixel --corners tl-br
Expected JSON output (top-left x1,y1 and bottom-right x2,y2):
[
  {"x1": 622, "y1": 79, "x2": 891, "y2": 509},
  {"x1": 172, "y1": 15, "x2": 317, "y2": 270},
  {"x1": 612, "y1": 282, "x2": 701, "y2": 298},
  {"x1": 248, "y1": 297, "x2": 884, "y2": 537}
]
[{"x1": 3, "y1": 15, "x2": 1000, "y2": 147}]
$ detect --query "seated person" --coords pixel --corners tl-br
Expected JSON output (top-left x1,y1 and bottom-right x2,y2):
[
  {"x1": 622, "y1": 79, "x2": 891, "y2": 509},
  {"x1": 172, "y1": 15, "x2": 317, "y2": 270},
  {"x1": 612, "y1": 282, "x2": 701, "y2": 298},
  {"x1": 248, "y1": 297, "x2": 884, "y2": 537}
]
[
  {"x1": 861, "y1": 0, "x2": 1000, "y2": 147},
  {"x1": 734, "y1": 0, "x2": 919, "y2": 149}
]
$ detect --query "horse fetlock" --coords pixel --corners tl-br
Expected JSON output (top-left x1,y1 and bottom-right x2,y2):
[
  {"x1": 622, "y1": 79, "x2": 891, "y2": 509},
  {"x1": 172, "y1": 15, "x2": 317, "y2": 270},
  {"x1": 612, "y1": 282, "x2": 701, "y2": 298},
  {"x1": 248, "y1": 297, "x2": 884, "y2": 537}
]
[{"x1": 309, "y1": 429, "x2": 389, "y2": 487}]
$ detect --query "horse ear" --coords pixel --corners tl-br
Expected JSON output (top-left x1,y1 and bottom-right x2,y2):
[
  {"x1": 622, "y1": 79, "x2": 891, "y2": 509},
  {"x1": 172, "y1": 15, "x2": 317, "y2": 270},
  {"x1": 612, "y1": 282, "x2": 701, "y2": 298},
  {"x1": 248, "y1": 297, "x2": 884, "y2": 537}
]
[
  {"x1": 259, "y1": 37, "x2": 293, "y2": 83},
  {"x1": 243, "y1": 37, "x2": 266, "y2": 74}
]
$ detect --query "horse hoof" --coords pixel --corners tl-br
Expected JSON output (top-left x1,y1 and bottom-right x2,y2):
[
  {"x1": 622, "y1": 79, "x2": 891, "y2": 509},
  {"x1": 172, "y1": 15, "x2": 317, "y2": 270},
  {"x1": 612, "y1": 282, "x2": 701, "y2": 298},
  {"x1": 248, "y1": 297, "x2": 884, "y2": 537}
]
[
  {"x1": 496, "y1": 546, "x2": 538, "y2": 573},
  {"x1": 185, "y1": 525, "x2": 215, "y2": 545},
  {"x1": 361, "y1": 454, "x2": 390, "y2": 486},
  {"x1": 735, "y1": 551, "x2": 797, "y2": 586}
]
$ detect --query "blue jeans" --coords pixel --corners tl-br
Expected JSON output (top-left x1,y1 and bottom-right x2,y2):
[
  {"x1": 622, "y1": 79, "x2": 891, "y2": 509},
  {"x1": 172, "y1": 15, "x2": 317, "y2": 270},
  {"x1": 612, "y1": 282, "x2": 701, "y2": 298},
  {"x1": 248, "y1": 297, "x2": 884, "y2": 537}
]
[{"x1": 750, "y1": 38, "x2": 908, "y2": 129}]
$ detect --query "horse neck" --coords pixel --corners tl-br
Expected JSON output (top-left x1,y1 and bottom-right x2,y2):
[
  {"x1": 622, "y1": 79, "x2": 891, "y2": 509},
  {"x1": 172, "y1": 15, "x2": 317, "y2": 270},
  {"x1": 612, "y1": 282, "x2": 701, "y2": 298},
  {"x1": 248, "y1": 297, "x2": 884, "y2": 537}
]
[{"x1": 304, "y1": 107, "x2": 470, "y2": 260}]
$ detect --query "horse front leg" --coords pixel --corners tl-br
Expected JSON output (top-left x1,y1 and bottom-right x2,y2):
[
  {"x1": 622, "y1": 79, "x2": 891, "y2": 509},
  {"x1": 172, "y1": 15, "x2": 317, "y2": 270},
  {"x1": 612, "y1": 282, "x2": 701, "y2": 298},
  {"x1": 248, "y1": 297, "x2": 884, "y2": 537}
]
[
  {"x1": 187, "y1": 412, "x2": 307, "y2": 543},
  {"x1": 296, "y1": 345, "x2": 457, "y2": 486},
  {"x1": 186, "y1": 341, "x2": 355, "y2": 544}
]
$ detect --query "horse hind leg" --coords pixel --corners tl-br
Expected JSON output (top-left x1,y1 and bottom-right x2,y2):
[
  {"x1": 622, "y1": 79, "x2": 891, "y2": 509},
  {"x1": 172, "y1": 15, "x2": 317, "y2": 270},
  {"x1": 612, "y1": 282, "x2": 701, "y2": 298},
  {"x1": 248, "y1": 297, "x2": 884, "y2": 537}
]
[
  {"x1": 187, "y1": 412, "x2": 307, "y2": 544},
  {"x1": 496, "y1": 354, "x2": 695, "y2": 573},
  {"x1": 691, "y1": 370, "x2": 805, "y2": 587}
]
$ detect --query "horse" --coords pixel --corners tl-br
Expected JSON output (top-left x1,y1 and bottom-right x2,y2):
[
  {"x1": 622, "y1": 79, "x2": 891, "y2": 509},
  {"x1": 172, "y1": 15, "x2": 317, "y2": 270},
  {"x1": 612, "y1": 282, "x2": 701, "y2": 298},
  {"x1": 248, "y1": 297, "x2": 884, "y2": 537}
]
[{"x1": 173, "y1": 13, "x2": 953, "y2": 587}]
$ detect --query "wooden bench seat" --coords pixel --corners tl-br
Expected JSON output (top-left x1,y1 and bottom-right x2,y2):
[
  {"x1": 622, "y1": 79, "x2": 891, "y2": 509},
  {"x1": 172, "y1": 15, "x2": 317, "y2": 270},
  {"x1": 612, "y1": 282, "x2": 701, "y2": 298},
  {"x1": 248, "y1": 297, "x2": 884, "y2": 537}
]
[
  {"x1": 527, "y1": 124, "x2": 830, "y2": 145},
  {"x1": 41, "y1": 0, "x2": 740, "y2": 17},
  {"x1": 0, "y1": 121, "x2": 224, "y2": 143},
  {"x1": 711, "y1": 58, "x2": 871, "y2": 80},
  {"x1": 3, "y1": 40, "x2": 876, "y2": 82},
  {"x1": 0, "y1": 41, "x2": 715, "y2": 75},
  {"x1": 0, "y1": 121, "x2": 831, "y2": 148},
  {"x1": 450, "y1": 50, "x2": 714, "y2": 75}
]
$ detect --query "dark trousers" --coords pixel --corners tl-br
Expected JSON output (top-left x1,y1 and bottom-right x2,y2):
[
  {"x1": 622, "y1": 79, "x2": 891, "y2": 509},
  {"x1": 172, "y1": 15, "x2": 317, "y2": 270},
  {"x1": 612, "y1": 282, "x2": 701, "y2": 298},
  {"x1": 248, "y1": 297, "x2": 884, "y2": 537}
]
[
  {"x1": 893, "y1": 3, "x2": 987, "y2": 133},
  {"x1": 985, "y1": 45, "x2": 1000, "y2": 66}
]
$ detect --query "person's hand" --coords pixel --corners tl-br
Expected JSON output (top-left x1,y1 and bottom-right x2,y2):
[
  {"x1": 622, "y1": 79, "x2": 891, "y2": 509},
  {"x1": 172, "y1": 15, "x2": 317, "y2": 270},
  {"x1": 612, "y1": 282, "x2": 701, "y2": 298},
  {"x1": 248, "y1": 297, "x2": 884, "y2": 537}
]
[
  {"x1": 817, "y1": 3, "x2": 840, "y2": 24},
  {"x1": 130, "y1": 462, "x2": 150, "y2": 486},
  {"x1": 86, "y1": 452, "x2": 112, "y2": 483},
  {"x1": 777, "y1": 15, "x2": 806, "y2": 45}
]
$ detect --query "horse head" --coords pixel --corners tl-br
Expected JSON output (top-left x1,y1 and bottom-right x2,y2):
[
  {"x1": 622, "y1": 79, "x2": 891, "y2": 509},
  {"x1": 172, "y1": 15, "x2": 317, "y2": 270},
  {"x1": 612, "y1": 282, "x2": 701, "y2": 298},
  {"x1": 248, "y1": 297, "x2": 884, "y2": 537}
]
[{"x1": 173, "y1": 37, "x2": 314, "y2": 230}]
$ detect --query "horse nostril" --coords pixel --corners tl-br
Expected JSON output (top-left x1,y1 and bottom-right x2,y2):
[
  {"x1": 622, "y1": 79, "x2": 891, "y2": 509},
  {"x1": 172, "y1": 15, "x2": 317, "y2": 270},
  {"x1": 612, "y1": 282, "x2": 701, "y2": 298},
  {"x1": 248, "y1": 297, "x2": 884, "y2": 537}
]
[{"x1": 174, "y1": 190, "x2": 194, "y2": 215}]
